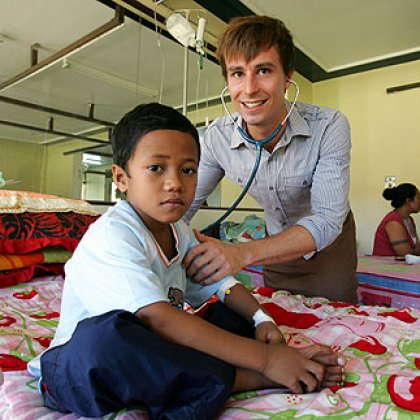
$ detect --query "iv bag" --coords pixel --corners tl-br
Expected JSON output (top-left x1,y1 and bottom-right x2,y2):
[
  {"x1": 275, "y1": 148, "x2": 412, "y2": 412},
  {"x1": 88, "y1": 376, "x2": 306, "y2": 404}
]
[{"x1": 166, "y1": 13, "x2": 195, "y2": 48}]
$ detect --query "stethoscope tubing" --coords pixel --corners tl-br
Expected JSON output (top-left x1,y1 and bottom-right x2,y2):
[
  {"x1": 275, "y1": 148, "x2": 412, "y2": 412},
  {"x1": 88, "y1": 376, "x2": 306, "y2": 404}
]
[
  {"x1": 200, "y1": 80, "x2": 299, "y2": 234},
  {"x1": 220, "y1": 79, "x2": 299, "y2": 145}
]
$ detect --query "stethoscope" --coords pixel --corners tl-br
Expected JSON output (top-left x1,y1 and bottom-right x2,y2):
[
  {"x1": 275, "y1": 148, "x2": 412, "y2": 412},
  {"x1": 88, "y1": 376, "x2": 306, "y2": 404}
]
[{"x1": 200, "y1": 79, "x2": 300, "y2": 234}]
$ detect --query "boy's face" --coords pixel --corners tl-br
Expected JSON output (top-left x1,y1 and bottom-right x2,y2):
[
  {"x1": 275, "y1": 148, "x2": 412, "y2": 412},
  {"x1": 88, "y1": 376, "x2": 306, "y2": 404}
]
[{"x1": 112, "y1": 130, "x2": 199, "y2": 232}]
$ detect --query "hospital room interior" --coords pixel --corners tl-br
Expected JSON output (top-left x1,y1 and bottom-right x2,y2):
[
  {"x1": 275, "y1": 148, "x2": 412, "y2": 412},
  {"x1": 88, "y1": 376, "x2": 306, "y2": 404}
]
[{"x1": 1, "y1": 1, "x2": 420, "y2": 418}]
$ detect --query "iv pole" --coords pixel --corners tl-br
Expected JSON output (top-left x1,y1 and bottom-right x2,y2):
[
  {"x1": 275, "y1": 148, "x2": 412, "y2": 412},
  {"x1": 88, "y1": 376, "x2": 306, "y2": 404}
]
[
  {"x1": 182, "y1": 11, "x2": 190, "y2": 116},
  {"x1": 166, "y1": 10, "x2": 205, "y2": 116}
]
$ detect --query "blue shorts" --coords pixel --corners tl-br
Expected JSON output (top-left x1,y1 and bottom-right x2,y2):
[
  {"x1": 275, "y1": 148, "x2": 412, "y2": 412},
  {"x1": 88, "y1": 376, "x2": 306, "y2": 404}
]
[{"x1": 40, "y1": 302, "x2": 255, "y2": 419}]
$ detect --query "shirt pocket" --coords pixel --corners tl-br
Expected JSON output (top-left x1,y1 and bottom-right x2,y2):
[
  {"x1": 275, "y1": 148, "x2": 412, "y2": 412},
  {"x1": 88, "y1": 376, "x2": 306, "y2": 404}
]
[
  {"x1": 282, "y1": 173, "x2": 312, "y2": 206},
  {"x1": 224, "y1": 168, "x2": 263, "y2": 204}
]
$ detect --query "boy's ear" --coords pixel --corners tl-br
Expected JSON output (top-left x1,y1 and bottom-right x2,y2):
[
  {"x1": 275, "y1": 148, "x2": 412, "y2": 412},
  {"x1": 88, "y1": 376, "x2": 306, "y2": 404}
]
[{"x1": 112, "y1": 164, "x2": 128, "y2": 193}]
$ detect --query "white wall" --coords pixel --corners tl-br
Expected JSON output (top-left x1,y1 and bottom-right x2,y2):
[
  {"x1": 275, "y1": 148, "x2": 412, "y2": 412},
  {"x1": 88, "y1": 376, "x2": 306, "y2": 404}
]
[
  {"x1": 0, "y1": 139, "x2": 46, "y2": 192},
  {"x1": 313, "y1": 60, "x2": 420, "y2": 254}
]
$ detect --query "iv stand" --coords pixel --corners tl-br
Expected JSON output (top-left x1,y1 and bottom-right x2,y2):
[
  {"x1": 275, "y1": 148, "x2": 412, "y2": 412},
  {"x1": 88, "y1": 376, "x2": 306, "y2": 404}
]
[{"x1": 182, "y1": 11, "x2": 190, "y2": 116}]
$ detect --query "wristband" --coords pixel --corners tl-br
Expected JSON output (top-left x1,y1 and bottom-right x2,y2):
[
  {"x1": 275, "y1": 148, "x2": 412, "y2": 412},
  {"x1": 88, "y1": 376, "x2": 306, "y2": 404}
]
[
  {"x1": 216, "y1": 278, "x2": 240, "y2": 302},
  {"x1": 252, "y1": 309, "x2": 275, "y2": 327}
]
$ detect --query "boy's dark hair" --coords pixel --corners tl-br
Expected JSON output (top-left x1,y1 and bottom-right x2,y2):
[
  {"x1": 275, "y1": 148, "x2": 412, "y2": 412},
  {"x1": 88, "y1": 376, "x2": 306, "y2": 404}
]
[
  {"x1": 217, "y1": 15, "x2": 295, "y2": 80},
  {"x1": 111, "y1": 102, "x2": 200, "y2": 172},
  {"x1": 383, "y1": 183, "x2": 418, "y2": 208}
]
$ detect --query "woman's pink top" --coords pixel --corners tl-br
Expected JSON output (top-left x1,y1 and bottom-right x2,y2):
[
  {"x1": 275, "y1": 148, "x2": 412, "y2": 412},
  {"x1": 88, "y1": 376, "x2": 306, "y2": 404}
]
[{"x1": 373, "y1": 211, "x2": 416, "y2": 256}]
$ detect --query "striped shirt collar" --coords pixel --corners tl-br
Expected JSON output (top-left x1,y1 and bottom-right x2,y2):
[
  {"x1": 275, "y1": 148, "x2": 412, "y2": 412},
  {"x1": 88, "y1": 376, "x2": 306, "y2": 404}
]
[{"x1": 230, "y1": 100, "x2": 311, "y2": 150}]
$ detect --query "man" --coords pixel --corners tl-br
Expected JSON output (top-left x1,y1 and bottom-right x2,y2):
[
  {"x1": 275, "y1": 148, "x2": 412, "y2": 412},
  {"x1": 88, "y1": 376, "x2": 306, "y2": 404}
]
[{"x1": 183, "y1": 15, "x2": 357, "y2": 303}]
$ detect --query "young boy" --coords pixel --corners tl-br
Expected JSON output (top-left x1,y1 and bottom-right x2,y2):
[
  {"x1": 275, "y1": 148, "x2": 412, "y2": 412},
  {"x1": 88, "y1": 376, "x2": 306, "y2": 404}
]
[{"x1": 31, "y1": 103, "x2": 344, "y2": 419}]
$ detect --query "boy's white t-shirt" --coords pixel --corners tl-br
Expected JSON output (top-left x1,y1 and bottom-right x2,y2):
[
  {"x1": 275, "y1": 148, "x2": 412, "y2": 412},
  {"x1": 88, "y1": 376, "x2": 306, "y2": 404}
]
[{"x1": 28, "y1": 200, "x2": 232, "y2": 377}]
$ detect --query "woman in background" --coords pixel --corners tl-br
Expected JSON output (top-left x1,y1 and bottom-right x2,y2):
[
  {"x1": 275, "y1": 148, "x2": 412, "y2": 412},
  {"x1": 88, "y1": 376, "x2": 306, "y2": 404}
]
[{"x1": 373, "y1": 183, "x2": 420, "y2": 256}]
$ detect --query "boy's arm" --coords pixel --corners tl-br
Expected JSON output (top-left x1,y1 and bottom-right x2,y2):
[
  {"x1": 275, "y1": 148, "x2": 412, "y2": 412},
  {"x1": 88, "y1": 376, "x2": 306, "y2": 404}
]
[
  {"x1": 220, "y1": 283, "x2": 285, "y2": 344},
  {"x1": 137, "y1": 302, "x2": 265, "y2": 370},
  {"x1": 218, "y1": 284, "x2": 345, "y2": 384},
  {"x1": 136, "y1": 301, "x2": 324, "y2": 393}
]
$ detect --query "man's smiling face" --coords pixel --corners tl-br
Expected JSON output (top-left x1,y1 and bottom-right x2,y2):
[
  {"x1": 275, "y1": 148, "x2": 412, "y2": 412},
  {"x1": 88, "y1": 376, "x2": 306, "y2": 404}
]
[{"x1": 226, "y1": 46, "x2": 292, "y2": 140}]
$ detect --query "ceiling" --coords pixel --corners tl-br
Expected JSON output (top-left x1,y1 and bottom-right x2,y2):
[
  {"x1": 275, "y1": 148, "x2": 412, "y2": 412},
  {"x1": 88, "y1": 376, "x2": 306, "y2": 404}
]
[
  {"x1": 246, "y1": 0, "x2": 420, "y2": 73},
  {"x1": 199, "y1": 0, "x2": 420, "y2": 80},
  {"x1": 1, "y1": 0, "x2": 419, "y2": 147}
]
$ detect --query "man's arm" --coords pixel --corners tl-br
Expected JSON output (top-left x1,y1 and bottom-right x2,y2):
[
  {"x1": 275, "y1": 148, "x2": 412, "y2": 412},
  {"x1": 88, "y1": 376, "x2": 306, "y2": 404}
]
[
  {"x1": 296, "y1": 110, "x2": 351, "y2": 252},
  {"x1": 183, "y1": 225, "x2": 315, "y2": 284}
]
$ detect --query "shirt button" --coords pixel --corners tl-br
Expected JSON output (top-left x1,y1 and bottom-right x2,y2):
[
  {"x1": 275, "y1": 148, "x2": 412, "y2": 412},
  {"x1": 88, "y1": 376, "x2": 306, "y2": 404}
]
[{"x1": 269, "y1": 186, "x2": 274, "y2": 190}]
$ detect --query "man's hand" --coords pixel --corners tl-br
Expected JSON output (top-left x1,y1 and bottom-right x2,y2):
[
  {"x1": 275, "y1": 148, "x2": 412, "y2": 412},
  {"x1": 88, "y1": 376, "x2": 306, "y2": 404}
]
[
  {"x1": 183, "y1": 229, "x2": 246, "y2": 284},
  {"x1": 255, "y1": 322, "x2": 285, "y2": 344}
]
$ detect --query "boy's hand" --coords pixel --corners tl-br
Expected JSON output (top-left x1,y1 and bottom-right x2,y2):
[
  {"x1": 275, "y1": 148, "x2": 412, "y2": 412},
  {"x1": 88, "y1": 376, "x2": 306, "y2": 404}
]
[
  {"x1": 261, "y1": 343, "x2": 325, "y2": 394},
  {"x1": 255, "y1": 322, "x2": 285, "y2": 344}
]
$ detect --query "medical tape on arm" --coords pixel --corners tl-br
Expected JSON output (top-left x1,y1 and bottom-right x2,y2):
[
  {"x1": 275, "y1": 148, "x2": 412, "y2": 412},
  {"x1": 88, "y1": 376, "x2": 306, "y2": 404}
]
[
  {"x1": 252, "y1": 309, "x2": 275, "y2": 327},
  {"x1": 216, "y1": 278, "x2": 240, "y2": 302}
]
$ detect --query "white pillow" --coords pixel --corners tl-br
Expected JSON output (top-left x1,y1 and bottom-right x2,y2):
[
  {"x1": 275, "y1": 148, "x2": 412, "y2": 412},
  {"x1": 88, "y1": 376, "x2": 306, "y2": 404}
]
[{"x1": 0, "y1": 190, "x2": 99, "y2": 216}]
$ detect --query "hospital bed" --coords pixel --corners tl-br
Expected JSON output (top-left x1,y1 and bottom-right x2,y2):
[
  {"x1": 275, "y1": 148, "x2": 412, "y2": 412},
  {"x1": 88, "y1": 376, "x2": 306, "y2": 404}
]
[{"x1": 1, "y1": 192, "x2": 419, "y2": 418}]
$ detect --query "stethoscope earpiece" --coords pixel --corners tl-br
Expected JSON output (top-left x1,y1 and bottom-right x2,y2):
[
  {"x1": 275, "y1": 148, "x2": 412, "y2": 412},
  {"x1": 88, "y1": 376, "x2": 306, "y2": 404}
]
[{"x1": 220, "y1": 79, "x2": 299, "y2": 144}]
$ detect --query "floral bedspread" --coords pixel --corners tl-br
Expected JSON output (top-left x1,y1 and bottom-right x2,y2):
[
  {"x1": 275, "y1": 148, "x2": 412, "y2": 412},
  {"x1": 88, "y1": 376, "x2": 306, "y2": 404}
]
[{"x1": 1, "y1": 276, "x2": 420, "y2": 419}]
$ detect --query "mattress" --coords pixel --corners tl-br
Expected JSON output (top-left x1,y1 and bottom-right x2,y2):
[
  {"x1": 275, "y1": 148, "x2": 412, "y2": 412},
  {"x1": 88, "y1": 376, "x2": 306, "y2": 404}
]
[
  {"x1": 1, "y1": 274, "x2": 420, "y2": 418},
  {"x1": 357, "y1": 255, "x2": 420, "y2": 309}
]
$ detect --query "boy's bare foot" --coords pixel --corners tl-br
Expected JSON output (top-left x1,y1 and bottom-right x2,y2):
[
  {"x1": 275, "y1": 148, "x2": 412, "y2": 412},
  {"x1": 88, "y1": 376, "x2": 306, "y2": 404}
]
[
  {"x1": 298, "y1": 344, "x2": 345, "y2": 387},
  {"x1": 233, "y1": 344, "x2": 345, "y2": 394},
  {"x1": 261, "y1": 344, "x2": 327, "y2": 393}
]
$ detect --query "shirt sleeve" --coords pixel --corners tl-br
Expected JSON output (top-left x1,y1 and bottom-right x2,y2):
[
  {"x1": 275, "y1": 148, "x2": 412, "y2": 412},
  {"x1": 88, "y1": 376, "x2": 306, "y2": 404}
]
[
  {"x1": 183, "y1": 227, "x2": 232, "y2": 308},
  {"x1": 65, "y1": 216, "x2": 168, "y2": 316},
  {"x1": 184, "y1": 125, "x2": 225, "y2": 222},
  {"x1": 296, "y1": 110, "x2": 351, "y2": 253}
]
